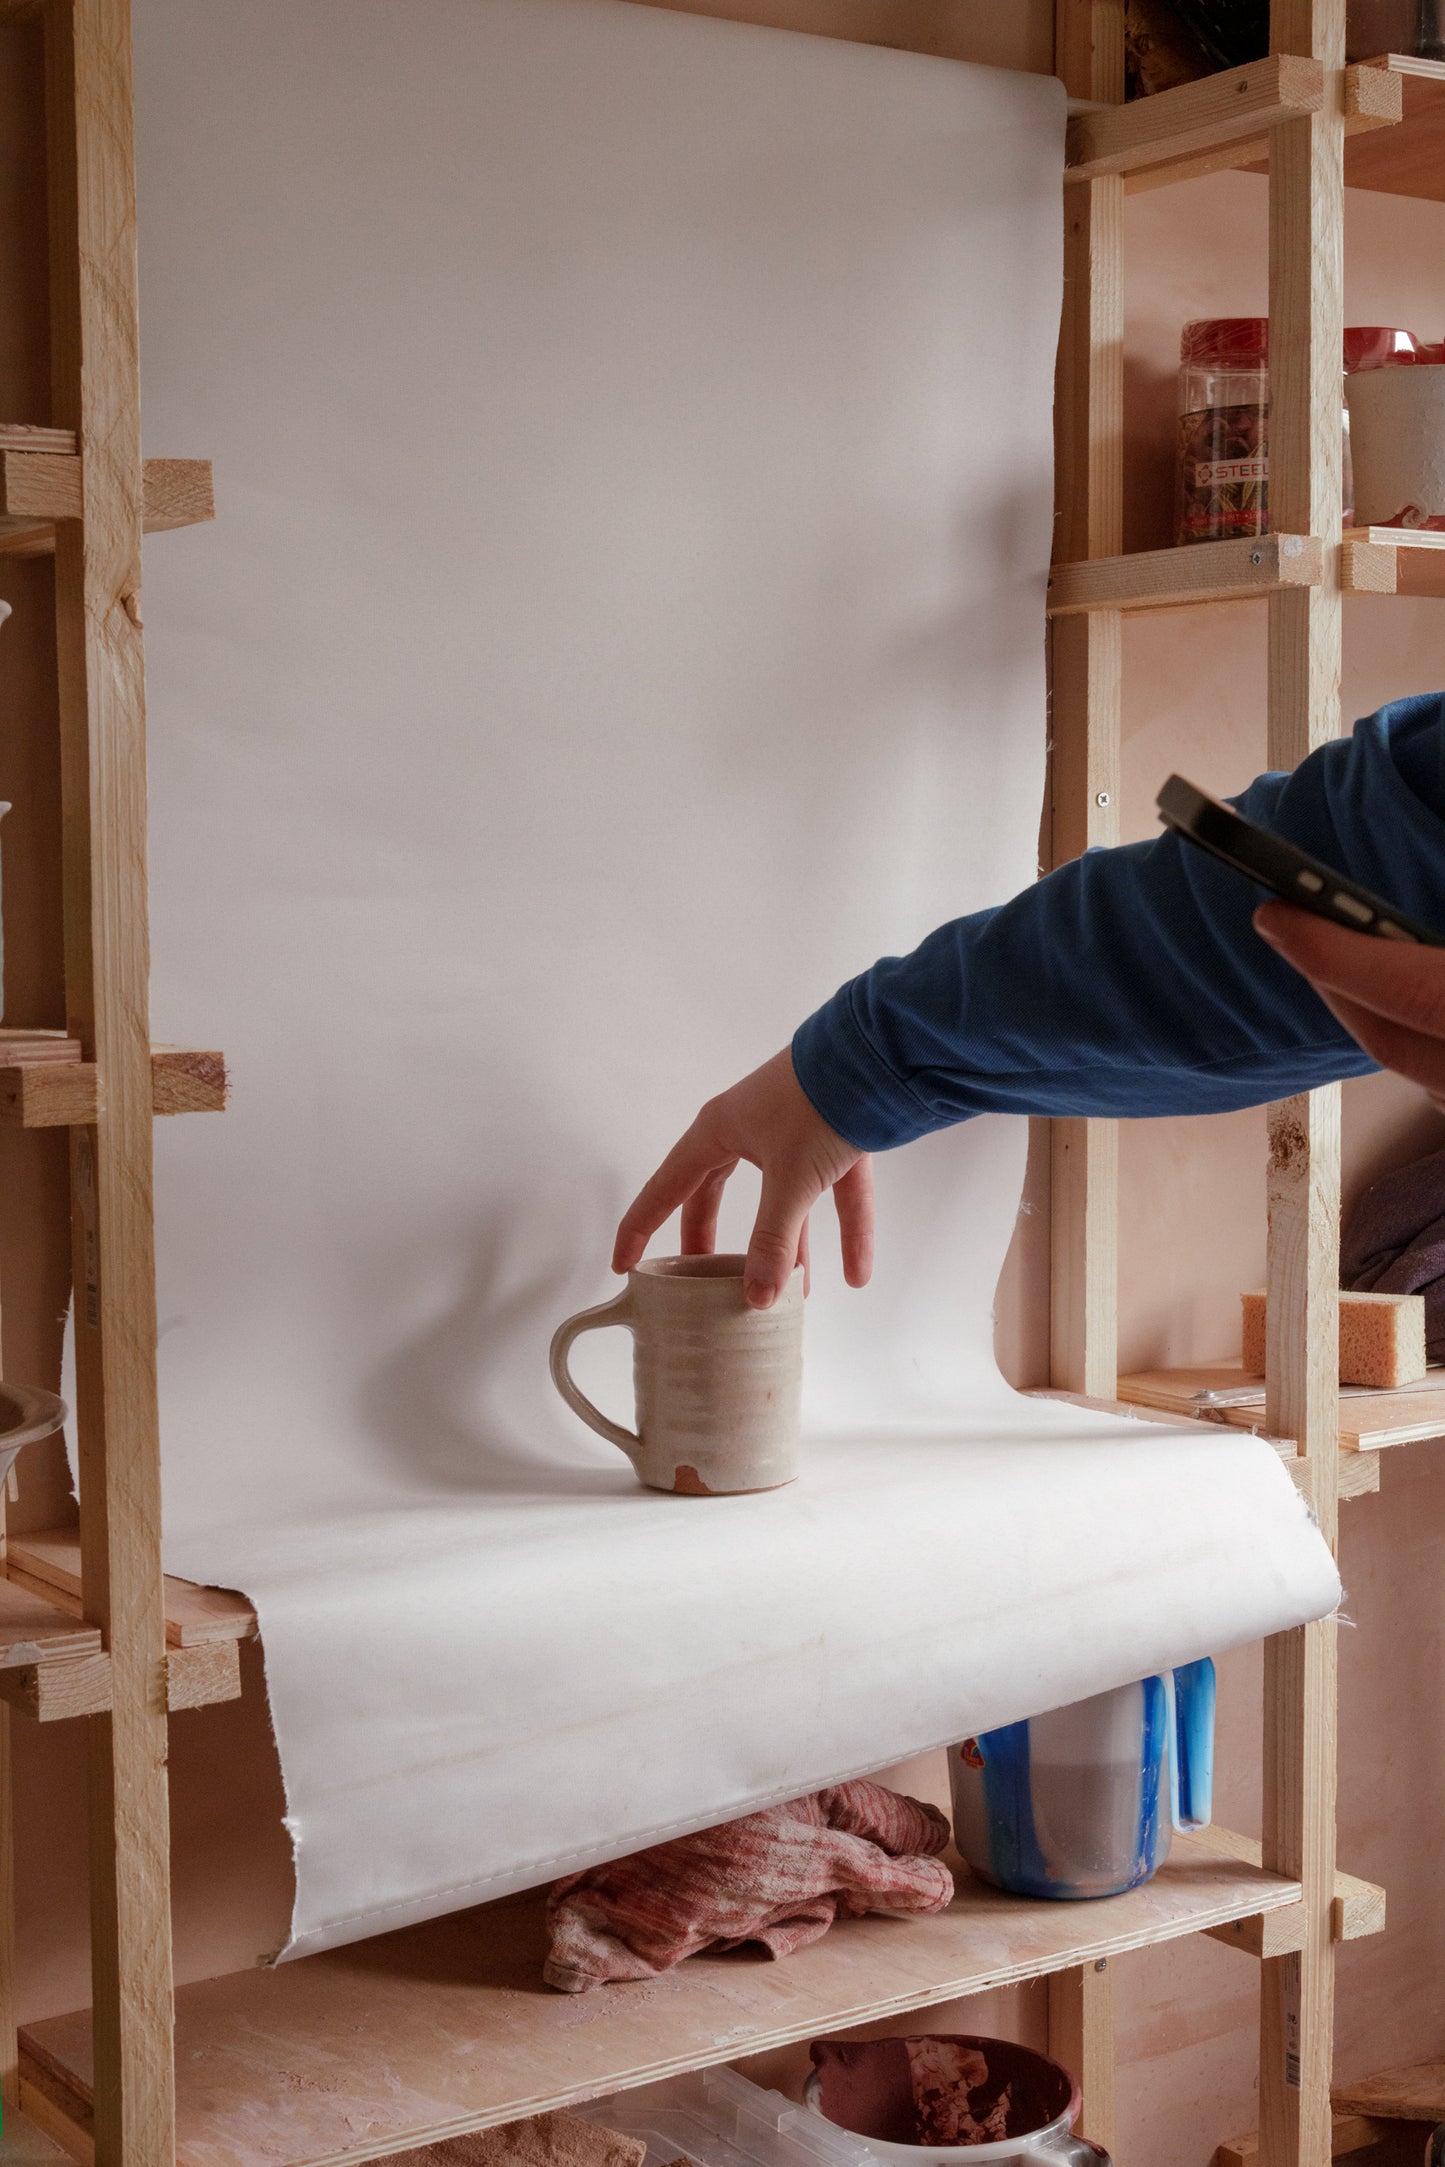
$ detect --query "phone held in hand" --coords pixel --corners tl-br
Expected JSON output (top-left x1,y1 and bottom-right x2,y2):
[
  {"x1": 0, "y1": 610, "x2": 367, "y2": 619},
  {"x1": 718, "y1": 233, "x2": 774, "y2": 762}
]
[{"x1": 1156, "y1": 774, "x2": 1445, "y2": 947}]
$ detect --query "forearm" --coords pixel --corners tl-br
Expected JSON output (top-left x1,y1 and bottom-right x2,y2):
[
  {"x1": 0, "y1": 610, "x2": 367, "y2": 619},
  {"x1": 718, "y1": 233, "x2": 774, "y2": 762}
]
[{"x1": 792, "y1": 695, "x2": 1445, "y2": 1149}]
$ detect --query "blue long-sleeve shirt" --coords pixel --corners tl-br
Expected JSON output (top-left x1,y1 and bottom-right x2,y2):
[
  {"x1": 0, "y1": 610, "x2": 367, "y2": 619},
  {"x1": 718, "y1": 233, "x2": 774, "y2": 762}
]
[{"x1": 791, "y1": 691, "x2": 1445, "y2": 1150}]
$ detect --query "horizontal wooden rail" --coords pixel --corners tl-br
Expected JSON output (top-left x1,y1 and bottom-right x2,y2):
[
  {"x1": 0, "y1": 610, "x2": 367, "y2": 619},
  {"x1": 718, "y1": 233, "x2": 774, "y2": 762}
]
[
  {"x1": 1067, "y1": 55, "x2": 1322, "y2": 182},
  {"x1": 0, "y1": 452, "x2": 213, "y2": 556},
  {"x1": 0, "y1": 1640, "x2": 241, "y2": 1722},
  {"x1": 1201, "y1": 1827, "x2": 1384, "y2": 1955},
  {"x1": 1048, "y1": 533, "x2": 1321, "y2": 616},
  {"x1": 1085, "y1": 62, "x2": 1400, "y2": 197},
  {"x1": 0, "y1": 448, "x2": 81, "y2": 520},
  {"x1": 0, "y1": 1046, "x2": 227, "y2": 1126},
  {"x1": 1214, "y1": 2115, "x2": 1389, "y2": 2167}
]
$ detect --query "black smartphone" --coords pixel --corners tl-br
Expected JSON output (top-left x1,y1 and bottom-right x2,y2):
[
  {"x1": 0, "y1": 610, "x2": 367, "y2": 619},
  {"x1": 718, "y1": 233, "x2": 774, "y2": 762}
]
[{"x1": 1156, "y1": 774, "x2": 1445, "y2": 947}]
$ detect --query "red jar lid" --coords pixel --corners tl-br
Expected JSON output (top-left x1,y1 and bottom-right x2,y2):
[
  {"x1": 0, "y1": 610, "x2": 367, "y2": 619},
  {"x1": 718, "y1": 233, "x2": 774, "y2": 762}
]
[
  {"x1": 1181, "y1": 317, "x2": 1269, "y2": 366},
  {"x1": 1344, "y1": 325, "x2": 1421, "y2": 372}
]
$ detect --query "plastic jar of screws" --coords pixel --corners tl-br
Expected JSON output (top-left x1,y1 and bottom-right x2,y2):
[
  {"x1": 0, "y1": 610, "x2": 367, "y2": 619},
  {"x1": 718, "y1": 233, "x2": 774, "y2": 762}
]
[{"x1": 1175, "y1": 318, "x2": 1269, "y2": 545}]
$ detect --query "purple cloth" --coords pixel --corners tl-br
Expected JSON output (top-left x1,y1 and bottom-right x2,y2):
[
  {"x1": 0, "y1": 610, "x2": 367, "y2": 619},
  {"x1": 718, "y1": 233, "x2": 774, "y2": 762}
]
[{"x1": 1342, "y1": 1143, "x2": 1445, "y2": 1364}]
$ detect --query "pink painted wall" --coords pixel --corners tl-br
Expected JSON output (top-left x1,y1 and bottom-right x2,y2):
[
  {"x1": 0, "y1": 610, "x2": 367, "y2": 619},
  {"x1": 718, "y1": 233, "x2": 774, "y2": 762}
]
[{"x1": 3, "y1": 9, "x2": 1444, "y2": 2165}]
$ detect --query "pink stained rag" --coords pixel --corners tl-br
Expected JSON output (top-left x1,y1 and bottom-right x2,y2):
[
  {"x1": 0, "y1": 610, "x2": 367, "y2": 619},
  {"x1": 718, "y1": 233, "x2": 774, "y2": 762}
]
[{"x1": 543, "y1": 1780, "x2": 954, "y2": 1993}]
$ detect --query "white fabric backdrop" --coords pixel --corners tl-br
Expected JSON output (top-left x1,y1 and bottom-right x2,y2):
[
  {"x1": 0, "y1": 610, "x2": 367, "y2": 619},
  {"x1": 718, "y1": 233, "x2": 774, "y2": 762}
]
[{"x1": 125, "y1": 0, "x2": 1340, "y2": 1960}]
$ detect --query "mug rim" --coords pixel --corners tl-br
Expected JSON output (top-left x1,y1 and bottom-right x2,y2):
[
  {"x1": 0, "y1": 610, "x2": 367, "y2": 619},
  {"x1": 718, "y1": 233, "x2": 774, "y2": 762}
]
[{"x1": 632, "y1": 1253, "x2": 803, "y2": 1285}]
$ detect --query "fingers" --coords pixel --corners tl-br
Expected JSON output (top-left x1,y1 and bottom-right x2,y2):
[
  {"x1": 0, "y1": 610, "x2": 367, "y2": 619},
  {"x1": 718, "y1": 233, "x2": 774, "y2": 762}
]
[
  {"x1": 679, "y1": 1161, "x2": 738, "y2": 1257},
  {"x1": 798, "y1": 1214, "x2": 812, "y2": 1298},
  {"x1": 832, "y1": 1155, "x2": 875, "y2": 1287},
  {"x1": 1255, "y1": 901, "x2": 1445, "y2": 1037},
  {"x1": 745, "y1": 1164, "x2": 819, "y2": 1310},
  {"x1": 1296, "y1": 982, "x2": 1445, "y2": 1104},
  {"x1": 613, "y1": 1122, "x2": 732, "y2": 1274}
]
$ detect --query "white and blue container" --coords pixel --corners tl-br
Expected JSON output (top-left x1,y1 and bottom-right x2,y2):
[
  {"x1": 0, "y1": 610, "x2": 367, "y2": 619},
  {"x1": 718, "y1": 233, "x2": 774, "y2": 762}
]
[{"x1": 950, "y1": 1660, "x2": 1215, "y2": 1901}]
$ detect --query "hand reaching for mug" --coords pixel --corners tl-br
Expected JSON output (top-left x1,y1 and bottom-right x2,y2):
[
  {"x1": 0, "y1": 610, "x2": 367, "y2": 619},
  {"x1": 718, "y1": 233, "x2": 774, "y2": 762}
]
[
  {"x1": 612, "y1": 1047, "x2": 874, "y2": 1310},
  {"x1": 1255, "y1": 899, "x2": 1445, "y2": 1107}
]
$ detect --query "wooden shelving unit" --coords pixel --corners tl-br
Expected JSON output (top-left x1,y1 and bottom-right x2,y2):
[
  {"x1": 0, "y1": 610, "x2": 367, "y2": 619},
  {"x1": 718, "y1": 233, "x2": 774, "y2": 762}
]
[
  {"x1": 14, "y1": 1835, "x2": 1308, "y2": 2167},
  {"x1": 0, "y1": 1, "x2": 1424, "y2": 2163}
]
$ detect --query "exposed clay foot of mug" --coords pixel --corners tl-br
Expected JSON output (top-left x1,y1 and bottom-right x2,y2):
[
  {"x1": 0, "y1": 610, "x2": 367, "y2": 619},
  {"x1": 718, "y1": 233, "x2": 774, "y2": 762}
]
[{"x1": 667, "y1": 1464, "x2": 799, "y2": 1496}]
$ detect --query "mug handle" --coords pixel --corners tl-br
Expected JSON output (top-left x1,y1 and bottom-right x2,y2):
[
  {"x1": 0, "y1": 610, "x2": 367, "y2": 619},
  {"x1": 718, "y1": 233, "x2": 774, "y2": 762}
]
[{"x1": 548, "y1": 1291, "x2": 641, "y2": 1464}]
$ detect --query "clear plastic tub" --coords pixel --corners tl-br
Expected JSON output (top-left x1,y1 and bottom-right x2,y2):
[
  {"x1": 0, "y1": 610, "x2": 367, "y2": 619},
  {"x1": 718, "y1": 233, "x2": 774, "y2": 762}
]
[{"x1": 578, "y1": 2065, "x2": 878, "y2": 2167}]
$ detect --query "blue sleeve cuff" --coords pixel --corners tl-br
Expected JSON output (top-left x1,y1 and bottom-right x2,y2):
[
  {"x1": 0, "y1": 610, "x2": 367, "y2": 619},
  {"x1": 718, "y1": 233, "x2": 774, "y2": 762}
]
[{"x1": 792, "y1": 982, "x2": 946, "y2": 1153}]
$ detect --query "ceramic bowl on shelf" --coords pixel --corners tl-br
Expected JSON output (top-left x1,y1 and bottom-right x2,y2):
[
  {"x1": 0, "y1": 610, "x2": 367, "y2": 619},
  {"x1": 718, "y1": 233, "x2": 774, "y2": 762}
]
[
  {"x1": 804, "y1": 2036, "x2": 1110, "y2": 2166},
  {"x1": 0, "y1": 1382, "x2": 67, "y2": 1490}
]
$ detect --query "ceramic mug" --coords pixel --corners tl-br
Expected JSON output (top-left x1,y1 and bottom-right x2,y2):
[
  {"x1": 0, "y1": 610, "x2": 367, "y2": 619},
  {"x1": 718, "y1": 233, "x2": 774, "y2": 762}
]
[
  {"x1": 548, "y1": 1253, "x2": 803, "y2": 1494},
  {"x1": 805, "y1": 2036, "x2": 1110, "y2": 2166},
  {"x1": 1346, "y1": 362, "x2": 1445, "y2": 528}
]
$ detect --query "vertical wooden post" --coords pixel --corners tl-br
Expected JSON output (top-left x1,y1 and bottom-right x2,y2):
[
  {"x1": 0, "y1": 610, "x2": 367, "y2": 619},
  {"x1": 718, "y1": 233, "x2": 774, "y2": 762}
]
[
  {"x1": 0, "y1": 1270, "x2": 14, "y2": 2115},
  {"x1": 0, "y1": 1705, "x2": 14, "y2": 2118},
  {"x1": 45, "y1": 1, "x2": 176, "y2": 2162},
  {"x1": 1050, "y1": 0, "x2": 1123, "y2": 1406},
  {"x1": 1048, "y1": 6, "x2": 1123, "y2": 2147},
  {"x1": 1260, "y1": 4, "x2": 1343, "y2": 2164},
  {"x1": 1047, "y1": 1959, "x2": 1116, "y2": 2152}
]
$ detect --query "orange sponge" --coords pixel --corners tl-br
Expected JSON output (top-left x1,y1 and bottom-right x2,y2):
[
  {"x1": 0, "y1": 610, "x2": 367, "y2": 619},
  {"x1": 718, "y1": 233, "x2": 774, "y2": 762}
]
[{"x1": 1241, "y1": 1288, "x2": 1427, "y2": 1388}]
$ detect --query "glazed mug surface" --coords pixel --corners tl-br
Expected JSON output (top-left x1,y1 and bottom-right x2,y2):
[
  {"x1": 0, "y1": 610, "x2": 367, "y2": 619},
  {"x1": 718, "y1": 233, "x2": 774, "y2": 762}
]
[{"x1": 548, "y1": 1253, "x2": 803, "y2": 1494}]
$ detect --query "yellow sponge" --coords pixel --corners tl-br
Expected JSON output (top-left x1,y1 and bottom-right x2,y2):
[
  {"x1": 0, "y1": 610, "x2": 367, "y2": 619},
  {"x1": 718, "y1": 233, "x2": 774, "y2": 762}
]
[{"x1": 1241, "y1": 1288, "x2": 1427, "y2": 1389}]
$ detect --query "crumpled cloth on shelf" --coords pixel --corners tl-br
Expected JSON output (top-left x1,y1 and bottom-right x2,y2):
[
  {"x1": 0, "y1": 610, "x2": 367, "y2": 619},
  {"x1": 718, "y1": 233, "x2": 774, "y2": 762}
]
[
  {"x1": 543, "y1": 1780, "x2": 953, "y2": 1993},
  {"x1": 1342, "y1": 1142, "x2": 1445, "y2": 1362}
]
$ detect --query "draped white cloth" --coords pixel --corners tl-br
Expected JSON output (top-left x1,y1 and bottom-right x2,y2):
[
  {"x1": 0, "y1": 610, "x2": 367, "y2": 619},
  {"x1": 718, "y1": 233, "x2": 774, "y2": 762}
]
[{"x1": 125, "y1": 0, "x2": 1339, "y2": 1959}]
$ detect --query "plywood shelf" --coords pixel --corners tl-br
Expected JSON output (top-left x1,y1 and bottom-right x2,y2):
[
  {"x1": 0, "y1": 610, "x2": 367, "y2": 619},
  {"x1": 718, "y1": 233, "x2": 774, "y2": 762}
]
[
  {"x1": 1342, "y1": 526, "x2": 1445, "y2": 596},
  {"x1": 1047, "y1": 532, "x2": 1321, "y2": 616},
  {"x1": 0, "y1": 449, "x2": 212, "y2": 557},
  {"x1": 0, "y1": 1571, "x2": 101, "y2": 1669},
  {"x1": 1333, "y1": 2055, "x2": 1445, "y2": 2124},
  {"x1": 0, "y1": 2096, "x2": 75, "y2": 2161},
  {"x1": 1117, "y1": 1361, "x2": 1445, "y2": 1453},
  {"x1": 1219, "y1": 2054, "x2": 1445, "y2": 2165},
  {"x1": 19, "y1": 1830, "x2": 1303, "y2": 2167},
  {"x1": 1340, "y1": 53, "x2": 1445, "y2": 199},
  {"x1": 1030, "y1": 1387, "x2": 1382, "y2": 1501},
  {"x1": 0, "y1": 1030, "x2": 227, "y2": 1124},
  {"x1": 7, "y1": 1527, "x2": 256, "y2": 1649}
]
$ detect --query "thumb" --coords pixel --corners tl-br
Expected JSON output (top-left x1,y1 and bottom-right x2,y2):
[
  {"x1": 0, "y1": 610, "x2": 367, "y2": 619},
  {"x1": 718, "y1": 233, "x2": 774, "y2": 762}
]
[{"x1": 745, "y1": 1167, "x2": 814, "y2": 1309}]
